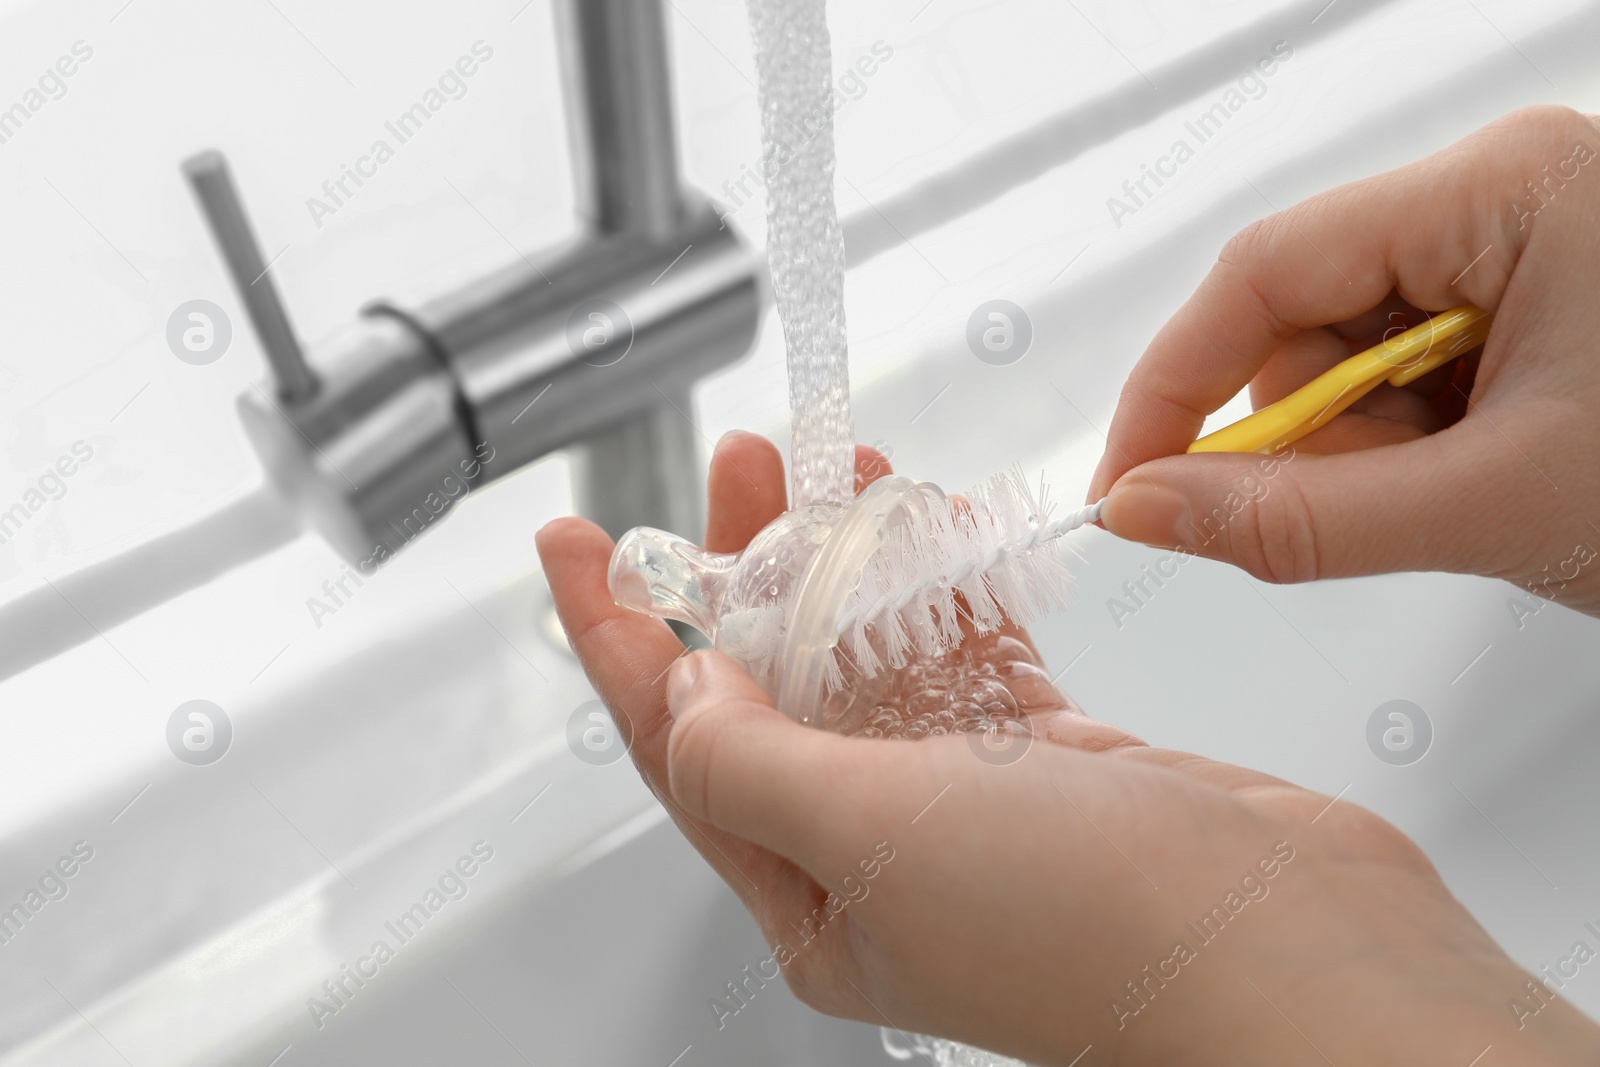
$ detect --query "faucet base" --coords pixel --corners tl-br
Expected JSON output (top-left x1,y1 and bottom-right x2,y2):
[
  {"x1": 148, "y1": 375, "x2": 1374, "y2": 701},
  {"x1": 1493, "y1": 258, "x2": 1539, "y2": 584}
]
[{"x1": 569, "y1": 386, "x2": 705, "y2": 544}]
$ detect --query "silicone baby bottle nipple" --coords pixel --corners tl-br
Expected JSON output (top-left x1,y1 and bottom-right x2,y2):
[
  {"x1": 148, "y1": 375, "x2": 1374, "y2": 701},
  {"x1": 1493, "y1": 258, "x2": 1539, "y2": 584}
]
[
  {"x1": 608, "y1": 476, "x2": 930, "y2": 714},
  {"x1": 608, "y1": 469, "x2": 1098, "y2": 727}
]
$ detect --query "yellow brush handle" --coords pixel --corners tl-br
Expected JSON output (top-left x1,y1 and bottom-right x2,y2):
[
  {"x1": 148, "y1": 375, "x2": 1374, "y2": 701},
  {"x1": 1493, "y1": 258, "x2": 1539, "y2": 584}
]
[{"x1": 1187, "y1": 305, "x2": 1494, "y2": 455}]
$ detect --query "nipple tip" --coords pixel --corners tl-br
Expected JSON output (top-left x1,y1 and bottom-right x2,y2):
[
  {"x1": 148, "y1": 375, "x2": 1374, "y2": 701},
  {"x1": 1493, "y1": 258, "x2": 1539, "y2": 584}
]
[{"x1": 610, "y1": 566, "x2": 655, "y2": 616}]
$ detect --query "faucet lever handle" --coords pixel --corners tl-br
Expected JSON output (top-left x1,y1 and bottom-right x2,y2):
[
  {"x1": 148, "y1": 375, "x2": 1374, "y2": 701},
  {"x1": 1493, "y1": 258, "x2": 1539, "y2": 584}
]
[{"x1": 182, "y1": 150, "x2": 318, "y2": 403}]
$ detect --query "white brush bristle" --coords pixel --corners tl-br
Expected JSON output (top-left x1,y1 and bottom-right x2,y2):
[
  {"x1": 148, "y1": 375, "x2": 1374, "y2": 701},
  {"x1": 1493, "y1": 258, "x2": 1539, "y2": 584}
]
[
  {"x1": 725, "y1": 469, "x2": 1100, "y2": 694},
  {"x1": 832, "y1": 469, "x2": 1096, "y2": 684}
]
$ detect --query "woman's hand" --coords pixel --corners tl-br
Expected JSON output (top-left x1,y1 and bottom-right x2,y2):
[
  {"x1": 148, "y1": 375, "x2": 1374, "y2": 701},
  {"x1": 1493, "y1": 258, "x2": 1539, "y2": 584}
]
[
  {"x1": 1090, "y1": 105, "x2": 1600, "y2": 617},
  {"x1": 537, "y1": 431, "x2": 1599, "y2": 1065}
]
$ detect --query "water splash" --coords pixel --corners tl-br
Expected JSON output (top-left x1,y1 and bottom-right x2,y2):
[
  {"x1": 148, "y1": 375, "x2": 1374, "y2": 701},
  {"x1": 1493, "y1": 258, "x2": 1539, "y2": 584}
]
[{"x1": 883, "y1": 1029, "x2": 1030, "y2": 1067}]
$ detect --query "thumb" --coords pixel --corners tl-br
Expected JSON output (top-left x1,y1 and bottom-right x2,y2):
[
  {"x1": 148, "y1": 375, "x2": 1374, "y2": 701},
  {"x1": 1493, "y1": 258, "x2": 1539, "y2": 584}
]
[
  {"x1": 664, "y1": 650, "x2": 860, "y2": 869},
  {"x1": 1098, "y1": 430, "x2": 1520, "y2": 583}
]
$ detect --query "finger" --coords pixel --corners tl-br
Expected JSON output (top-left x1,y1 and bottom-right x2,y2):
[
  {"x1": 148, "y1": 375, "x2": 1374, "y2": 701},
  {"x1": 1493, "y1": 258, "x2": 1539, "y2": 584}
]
[
  {"x1": 1344, "y1": 383, "x2": 1447, "y2": 436},
  {"x1": 1325, "y1": 291, "x2": 1426, "y2": 349},
  {"x1": 1029, "y1": 708, "x2": 1149, "y2": 753},
  {"x1": 1098, "y1": 422, "x2": 1522, "y2": 583},
  {"x1": 705, "y1": 432, "x2": 787, "y2": 554},
  {"x1": 1089, "y1": 105, "x2": 1595, "y2": 499},
  {"x1": 1279, "y1": 404, "x2": 1433, "y2": 455},
  {"x1": 1246, "y1": 323, "x2": 1451, "y2": 449},
  {"x1": 854, "y1": 443, "x2": 894, "y2": 492},
  {"x1": 665, "y1": 650, "x2": 881, "y2": 873},
  {"x1": 536, "y1": 519, "x2": 811, "y2": 909},
  {"x1": 1238, "y1": 335, "x2": 1452, "y2": 457},
  {"x1": 1246, "y1": 326, "x2": 1358, "y2": 408},
  {"x1": 704, "y1": 437, "x2": 892, "y2": 554},
  {"x1": 537, "y1": 517, "x2": 682, "y2": 733},
  {"x1": 1110, "y1": 745, "x2": 1308, "y2": 796}
]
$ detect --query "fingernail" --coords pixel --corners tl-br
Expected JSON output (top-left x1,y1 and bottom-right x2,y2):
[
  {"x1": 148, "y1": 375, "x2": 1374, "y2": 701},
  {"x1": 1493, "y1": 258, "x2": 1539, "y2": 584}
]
[
  {"x1": 666, "y1": 653, "x2": 701, "y2": 719},
  {"x1": 715, "y1": 429, "x2": 751, "y2": 451},
  {"x1": 1100, "y1": 483, "x2": 1193, "y2": 549}
]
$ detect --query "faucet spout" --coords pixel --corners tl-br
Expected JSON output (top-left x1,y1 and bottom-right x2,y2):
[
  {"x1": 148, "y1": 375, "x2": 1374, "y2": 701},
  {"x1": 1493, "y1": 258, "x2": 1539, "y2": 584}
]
[{"x1": 189, "y1": 0, "x2": 762, "y2": 564}]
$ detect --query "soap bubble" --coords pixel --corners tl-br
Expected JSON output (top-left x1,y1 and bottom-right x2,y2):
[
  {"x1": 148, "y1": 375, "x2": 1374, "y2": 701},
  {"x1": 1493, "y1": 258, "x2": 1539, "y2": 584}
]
[{"x1": 827, "y1": 633, "x2": 1047, "y2": 768}]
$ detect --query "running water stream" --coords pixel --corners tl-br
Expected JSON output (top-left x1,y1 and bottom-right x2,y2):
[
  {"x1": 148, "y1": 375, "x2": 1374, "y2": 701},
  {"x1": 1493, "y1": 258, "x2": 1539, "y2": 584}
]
[
  {"x1": 745, "y1": 0, "x2": 856, "y2": 510},
  {"x1": 743, "y1": 3, "x2": 1028, "y2": 1064}
]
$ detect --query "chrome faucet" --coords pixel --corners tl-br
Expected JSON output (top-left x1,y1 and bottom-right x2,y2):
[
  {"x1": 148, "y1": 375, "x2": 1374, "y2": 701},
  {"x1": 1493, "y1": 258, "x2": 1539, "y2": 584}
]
[{"x1": 184, "y1": 0, "x2": 761, "y2": 563}]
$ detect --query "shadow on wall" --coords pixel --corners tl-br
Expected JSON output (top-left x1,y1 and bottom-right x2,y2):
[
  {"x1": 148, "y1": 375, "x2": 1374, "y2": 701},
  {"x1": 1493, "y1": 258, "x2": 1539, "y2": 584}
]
[{"x1": 0, "y1": 488, "x2": 297, "y2": 684}]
